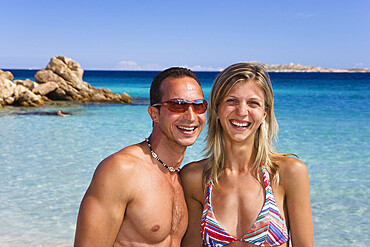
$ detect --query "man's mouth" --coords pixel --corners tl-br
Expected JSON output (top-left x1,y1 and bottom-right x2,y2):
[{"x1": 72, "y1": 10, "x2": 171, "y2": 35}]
[{"x1": 177, "y1": 125, "x2": 197, "y2": 131}]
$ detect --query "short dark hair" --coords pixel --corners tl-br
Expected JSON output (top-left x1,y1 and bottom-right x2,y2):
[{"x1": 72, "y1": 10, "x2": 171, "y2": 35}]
[{"x1": 150, "y1": 67, "x2": 201, "y2": 105}]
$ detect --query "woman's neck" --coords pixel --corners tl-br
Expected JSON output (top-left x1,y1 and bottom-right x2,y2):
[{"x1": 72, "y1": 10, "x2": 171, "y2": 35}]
[{"x1": 223, "y1": 137, "x2": 257, "y2": 173}]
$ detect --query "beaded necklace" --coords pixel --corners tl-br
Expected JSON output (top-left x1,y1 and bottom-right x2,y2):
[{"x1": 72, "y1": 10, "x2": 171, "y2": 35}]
[{"x1": 145, "y1": 138, "x2": 181, "y2": 173}]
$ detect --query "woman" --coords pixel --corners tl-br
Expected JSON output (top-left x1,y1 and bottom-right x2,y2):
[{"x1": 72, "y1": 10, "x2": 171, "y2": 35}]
[{"x1": 180, "y1": 62, "x2": 313, "y2": 246}]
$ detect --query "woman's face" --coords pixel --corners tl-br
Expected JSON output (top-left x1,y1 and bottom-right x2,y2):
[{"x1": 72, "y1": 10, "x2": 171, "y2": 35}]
[{"x1": 217, "y1": 80, "x2": 267, "y2": 144}]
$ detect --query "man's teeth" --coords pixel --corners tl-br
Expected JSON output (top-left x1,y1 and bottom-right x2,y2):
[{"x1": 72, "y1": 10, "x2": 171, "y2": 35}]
[
  {"x1": 178, "y1": 126, "x2": 195, "y2": 131},
  {"x1": 231, "y1": 121, "x2": 249, "y2": 127}
]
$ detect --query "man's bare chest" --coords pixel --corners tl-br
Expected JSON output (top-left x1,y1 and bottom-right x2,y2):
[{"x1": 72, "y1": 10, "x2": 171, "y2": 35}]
[{"x1": 117, "y1": 176, "x2": 188, "y2": 244}]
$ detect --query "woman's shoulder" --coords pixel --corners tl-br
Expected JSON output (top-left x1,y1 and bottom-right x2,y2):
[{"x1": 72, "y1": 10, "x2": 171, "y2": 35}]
[
  {"x1": 181, "y1": 158, "x2": 207, "y2": 176},
  {"x1": 277, "y1": 156, "x2": 307, "y2": 175},
  {"x1": 276, "y1": 155, "x2": 309, "y2": 188},
  {"x1": 180, "y1": 159, "x2": 208, "y2": 195}
]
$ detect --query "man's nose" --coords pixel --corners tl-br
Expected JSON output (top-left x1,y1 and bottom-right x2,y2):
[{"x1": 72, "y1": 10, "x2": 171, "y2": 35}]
[{"x1": 183, "y1": 105, "x2": 196, "y2": 121}]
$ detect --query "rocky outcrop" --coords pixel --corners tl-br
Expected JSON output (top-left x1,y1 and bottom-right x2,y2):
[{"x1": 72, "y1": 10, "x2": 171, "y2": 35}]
[
  {"x1": 0, "y1": 70, "x2": 14, "y2": 81},
  {"x1": 34, "y1": 56, "x2": 131, "y2": 103},
  {"x1": 0, "y1": 56, "x2": 132, "y2": 107},
  {"x1": 0, "y1": 71, "x2": 45, "y2": 107}
]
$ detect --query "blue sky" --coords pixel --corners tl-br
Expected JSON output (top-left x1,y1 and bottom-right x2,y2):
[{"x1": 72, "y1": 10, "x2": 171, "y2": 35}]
[{"x1": 1, "y1": 0, "x2": 369, "y2": 70}]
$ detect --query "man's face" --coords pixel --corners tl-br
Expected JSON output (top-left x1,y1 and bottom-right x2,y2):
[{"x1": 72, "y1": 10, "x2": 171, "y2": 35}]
[{"x1": 156, "y1": 76, "x2": 206, "y2": 148}]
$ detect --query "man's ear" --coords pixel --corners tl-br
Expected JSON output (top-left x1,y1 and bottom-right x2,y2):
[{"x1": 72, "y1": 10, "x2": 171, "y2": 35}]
[{"x1": 148, "y1": 106, "x2": 160, "y2": 123}]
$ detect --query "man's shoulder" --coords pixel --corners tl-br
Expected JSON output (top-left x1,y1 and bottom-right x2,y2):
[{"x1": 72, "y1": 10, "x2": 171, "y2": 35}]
[
  {"x1": 104, "y1": 142, "x2": 146, "y2": 165},
  {"x1": 81, "y1": 143, "x2": 148, "y2": 205},
  {"x1": 92, "y1": 143, "x2": 147, "y2": 184}
]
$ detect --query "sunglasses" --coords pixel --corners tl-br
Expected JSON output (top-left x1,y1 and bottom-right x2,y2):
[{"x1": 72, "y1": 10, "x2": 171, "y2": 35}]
[{"x1": 152, "y1": 98, "x2": 208, "y2": 114}]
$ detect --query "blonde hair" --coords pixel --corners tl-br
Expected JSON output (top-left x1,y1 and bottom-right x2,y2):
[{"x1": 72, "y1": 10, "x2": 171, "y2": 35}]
[{"x1": 203, "y1": 62, "x2": 284, "y2": 188}]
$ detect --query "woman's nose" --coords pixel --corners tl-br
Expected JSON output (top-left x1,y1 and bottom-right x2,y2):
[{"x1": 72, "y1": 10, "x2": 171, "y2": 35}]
[{"x1": 236, "y1": 102, "x2": 248, "y2": 116}]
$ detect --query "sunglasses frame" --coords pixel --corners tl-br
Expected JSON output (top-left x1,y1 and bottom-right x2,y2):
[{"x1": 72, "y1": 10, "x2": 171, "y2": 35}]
[{"x1": 152, "y1": 98, "x2": 208, "y2": 114}]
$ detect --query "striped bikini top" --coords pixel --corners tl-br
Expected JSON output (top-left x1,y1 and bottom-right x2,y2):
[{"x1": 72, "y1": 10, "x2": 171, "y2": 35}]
[{"x1": 201, "y1": 166, "x2": 289, "y2": 246}]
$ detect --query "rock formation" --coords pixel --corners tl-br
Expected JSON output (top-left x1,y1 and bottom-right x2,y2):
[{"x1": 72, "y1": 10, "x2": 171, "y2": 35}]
[
  {"x1": 0, "y1": 56, "x2": 131, "y2": 107},
  {"x1": 0, "y1": 70, "x2": 45, "y2": 107}
]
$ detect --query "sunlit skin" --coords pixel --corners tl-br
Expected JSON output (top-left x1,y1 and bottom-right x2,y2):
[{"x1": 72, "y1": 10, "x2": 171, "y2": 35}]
[
  {"x1": 181, "y1": 80, "x2": 313, "y2": 247},
  {"x1": 75, "y1": 76, "x2": 206, "y2": 247},
  {"x1": 153, "y1": 76, "x2": 206, "y2": 151},
  {"x1": 217, "y1": 80, "x2": 267, "y2": 147}
]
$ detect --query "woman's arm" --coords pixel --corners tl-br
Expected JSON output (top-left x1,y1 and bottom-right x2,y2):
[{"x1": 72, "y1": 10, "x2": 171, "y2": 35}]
[
  {"x1": 180, "y1": 161, "x2": 206, "y2": 247},
  {"x1": 280, "y1": 157, "x2": 314, "y2": 246},
  {"x1": 182, "y1": 194, "x2": 203, "y2": 246}
]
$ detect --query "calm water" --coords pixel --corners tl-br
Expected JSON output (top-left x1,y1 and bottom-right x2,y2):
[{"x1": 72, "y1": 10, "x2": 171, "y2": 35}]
[{"x1": 1, "y1": 70, "x2": 369, "y2": 246}]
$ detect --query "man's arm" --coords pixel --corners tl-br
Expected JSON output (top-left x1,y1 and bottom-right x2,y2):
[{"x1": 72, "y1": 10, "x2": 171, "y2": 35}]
[{"x1": 74, "y1": 154, "x2": 136, "y2": 247}]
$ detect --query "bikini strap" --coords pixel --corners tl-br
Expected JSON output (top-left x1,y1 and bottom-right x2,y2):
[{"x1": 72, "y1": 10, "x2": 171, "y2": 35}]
[
  {"x1": 205, "y1": 178, "x2": 212, "y2": 203},
  {"x1": 261, "y1": 165, "x2": 272, "y2": 192}
]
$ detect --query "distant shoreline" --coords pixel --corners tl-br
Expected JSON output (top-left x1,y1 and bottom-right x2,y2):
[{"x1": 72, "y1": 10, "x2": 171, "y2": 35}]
[
  {"x1": 262, "y1": 63, "x2": 370, "y2": 73},
  {"x1": 3, "y1": 63, "x2": 370, "y2": 73}
]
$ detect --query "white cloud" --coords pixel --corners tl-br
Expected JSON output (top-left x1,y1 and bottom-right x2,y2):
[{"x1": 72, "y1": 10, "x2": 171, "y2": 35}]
[
  {"x1": 190, "y1": 65, "x2": 220, "y2": 71},
  {"x1": 141, "y1": 64, "x2": 165, "y2": 71},
  {"x1": 115, "y1": 61, "x2": 142, "y2": 70},
  {"x1": 115, "y1": 61, "x2": 222, "y2": 71},
  {"x1": 182, "y1": 65, "x2": 223, "y2": 71},
  {"x1": 354, "y1": 62, "x2": 364, "y2": 67},
  {"x1": 115, "y1": 61, "x2": 166, "y2": 71}
]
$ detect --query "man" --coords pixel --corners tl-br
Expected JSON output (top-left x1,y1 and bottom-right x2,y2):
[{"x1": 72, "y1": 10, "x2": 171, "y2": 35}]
[{"x1": 74, "y1": 67, "x2": 207, "y2": 246}]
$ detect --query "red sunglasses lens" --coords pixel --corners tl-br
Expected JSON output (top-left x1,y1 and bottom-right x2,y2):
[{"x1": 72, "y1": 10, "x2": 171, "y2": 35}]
[
  {"x1": 167, "y1": 101, "x2": 187, "y2": 113},
  {"x1": 166, "y1": 100, "x2": 207, "y2": 114},
  {"x1": 192, "y1": 102, "x2": 207, "y2": 113}
]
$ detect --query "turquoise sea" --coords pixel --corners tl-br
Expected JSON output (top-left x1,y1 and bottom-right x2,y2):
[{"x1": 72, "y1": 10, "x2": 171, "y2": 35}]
[{"x1": 0, "y1": 70, "x2": 369, "y2": 246}]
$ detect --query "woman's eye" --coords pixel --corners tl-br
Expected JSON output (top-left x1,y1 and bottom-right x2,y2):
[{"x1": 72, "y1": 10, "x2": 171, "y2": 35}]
[
  {"x1": 226, "y1": 99, "x2": 238, "y2": 104},
  {"x1": 248, "y1": 101, "x2": 260, "y2": 107}
]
